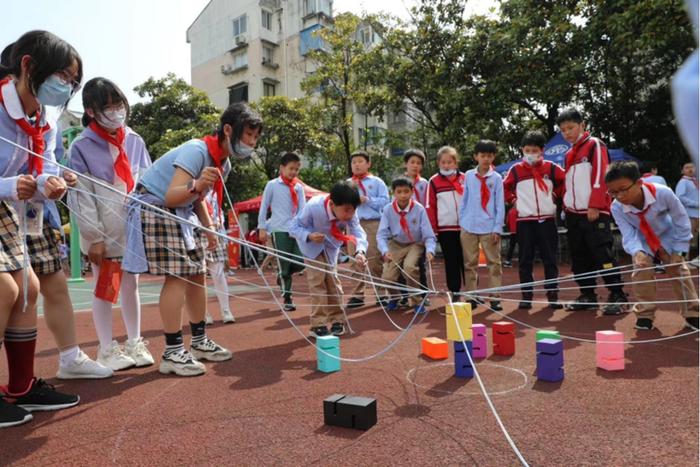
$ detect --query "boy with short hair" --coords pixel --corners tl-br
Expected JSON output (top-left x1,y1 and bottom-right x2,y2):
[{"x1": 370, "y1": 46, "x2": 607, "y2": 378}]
[
  {"x1": 258, "y1": 152, "x2": 307, "y2": 311},
  {"x1": 403, "y1": 148, "x2": 429, "y2": 206},
  {"x1": 459, "y1": 140, "x2": 505, "y2": 311},
  {"x1": 289, "y1": 181, "x2": 368, "y2": 338},
  {"x1": 503, "y1": 131, "x2": 565, "y2": 310},
  {"x1": 675, "y1": 162, "x2": 699, "y2": 259},
  {"x1": 606, "y1": 161, "x2": 699, "y2": 330},
  {"x1": 557, "y1": 108, "x2": 627, "y2": 314},
  {"x1": 345, "y1": 151, "x2": 390, "y2": 309},
  {"x1": 640, "y1": 161, "x2": 668, "y2": 186},
  {"x1": 377, "y1": 177, "x2": 437, "y2": 313}
]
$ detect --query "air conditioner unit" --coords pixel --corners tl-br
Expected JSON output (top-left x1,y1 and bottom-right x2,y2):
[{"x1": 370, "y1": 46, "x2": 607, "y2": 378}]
[
  {"x1": 262, "y1": 57, "x2": 270, "y2": 65},
  {"x1": 221, "y1": 64, "x2": 234, "y2": 74},
  {"x1": 234, "y1": 35, "x2": 247, "y2": 46}
]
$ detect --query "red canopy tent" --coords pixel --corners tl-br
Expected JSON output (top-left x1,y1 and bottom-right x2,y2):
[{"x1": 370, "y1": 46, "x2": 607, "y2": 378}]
[{"x1": 233, "y1": 180, "x2": 327, "y2": 213}]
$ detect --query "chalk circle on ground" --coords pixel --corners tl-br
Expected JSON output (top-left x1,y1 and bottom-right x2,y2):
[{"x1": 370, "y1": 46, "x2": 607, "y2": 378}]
[{"x1": 406, "y1": 362, "x2": 529, "y2": 396}]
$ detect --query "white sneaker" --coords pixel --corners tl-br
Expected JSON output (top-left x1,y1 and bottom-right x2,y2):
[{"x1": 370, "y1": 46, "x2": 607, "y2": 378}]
[
  {"x1": 124, "y1": 337, "x2": 155, "y2": 367},
  {"x1": 205, "y1": 313, "x2": 214, "y2": 325},
  {"x1": 159, "y1": 349, "x2": 206, "y2": 376},
  {"x1": 56, "y1": 350, "x2": 113, "y2": 379},
  {"x1": 97, "y1": 341, "x2": 136, "y2": 371},
  {"x1": 222, "y1": 309, "x2": 235, "y2": 324},
  {"x1": 191, "y1": 337, "x2": 232, "y2": 362}
]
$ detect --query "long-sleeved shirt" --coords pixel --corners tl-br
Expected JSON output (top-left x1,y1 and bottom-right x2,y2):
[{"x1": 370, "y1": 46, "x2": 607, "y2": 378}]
[
  {"x1": 425, "y1": 172, "x2": 465, "y2": 232},
  {"x1": 675, "y1": 176, "x2": 699, "y2": 219},
  {"x1": 641, "y1": 173, "x2": 668, "y2": 186},
  {"x1": 611, "y1": 183, "x2": 692, "y2": 256},
  {"x1": 408, "y1": 175, "x2": 429, "y2": 206},
  {"x1": 289, "y1": 194, "x2": 368, "y2": 265},
  {"x1": 258, "y1": 177, "x2": 306, "y2": 232},
  {"x1": 347, "y1": 173, "x2": 389, "y2": 220},
  {"x1": 563, "y1": 132, "x2": 611, "y2": 214},
  {"x1": 458, "y1": 167, "x2": 505, "y2": 234},
  {"x1": 376, "y1": 199, "x2": 437, "y2": 255},
  {"x1": 503, "y1": 160, "x2": 565, "y2": 222}
]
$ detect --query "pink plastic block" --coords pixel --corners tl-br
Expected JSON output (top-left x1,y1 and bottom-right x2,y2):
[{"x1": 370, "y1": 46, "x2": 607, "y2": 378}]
[
  {"x1": 595, "y1": 330, "x2": 623, "y2": 342},
  {"x1": 472, "y1": 324, "x2": 486, "y2": 337},
  {"x1": 472, "y1": 324, "x2": 487, "y2": 358},
  {"x1": 597, "y1": 356, "x2": 625, "y2": 371},
  {"x1": 596, "y1": 331, "x2": 624, "y2": 361}
]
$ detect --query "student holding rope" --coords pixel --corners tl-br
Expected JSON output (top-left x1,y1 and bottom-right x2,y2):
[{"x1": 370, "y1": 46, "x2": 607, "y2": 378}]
[{"x1": 203, "y1": 189, "x2": 235, "y2": 325}]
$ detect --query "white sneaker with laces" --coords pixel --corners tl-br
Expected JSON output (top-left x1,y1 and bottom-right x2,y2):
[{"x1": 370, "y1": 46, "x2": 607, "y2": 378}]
[
  {"x1": 222, "y1": 309, "x2": 235, "y2": 324},
  {"x1": 159, "y1": 349, "x2": 206, "y2": 376},
  {"x1": 191, "y1": 337, "x2": 232, "y2": 362},
  {"x1": 205, "y1": 313, "x2": 214, "y2": 325},
  {"x1": 124, "y1": 337, "x2": 155, "y2": 367},
  {"x1": 97, "y1": 341, "x2": 136, "y2": 371},
  {"x1": 56, "y1": 350, "x2": 113, "y2": 379}
]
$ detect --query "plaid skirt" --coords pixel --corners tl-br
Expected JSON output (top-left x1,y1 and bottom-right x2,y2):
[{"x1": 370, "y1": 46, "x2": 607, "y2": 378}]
[
  {"x1": 0, "y1": 202, "x2": 24, "y2": 273},
  {"x1": 141, "y1": 205, "x2": 206, "y2": 276},
  {"x1": 204, "y1": 233, "x2": 228, "y2": 264},
  {"x1": 26, "y1": 223, "x2": 62, "y2": 275}
]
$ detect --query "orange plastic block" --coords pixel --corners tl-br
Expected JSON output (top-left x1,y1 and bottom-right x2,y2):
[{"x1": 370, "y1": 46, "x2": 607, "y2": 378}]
[{"x1": 421, "y1": 337, "x2": 449, "y2": 360}]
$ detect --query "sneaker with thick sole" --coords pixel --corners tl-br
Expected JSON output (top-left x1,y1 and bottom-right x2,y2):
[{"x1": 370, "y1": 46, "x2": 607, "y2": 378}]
[
  {"x1": 685, "y1": 317, "x2": 699, "y2": 330},
  {"x1": 565, "y1": 294, "x2": 598, "y2": 311},
  {"x1": 159, "y1": 349, "x2": 206, "y2": 377},
  {"x1": 490, "y1": 301, "x2": 503, "y2": 312},
  {"x1": 414, "y1": 304, "x2": 427, "y2": 314},
  {"x1": 547, "y1": 292, "x2": 563, "y2": 310},
  {"x1": 0, "y1": 398, "x2": 32, "y2": 428},
  {"x1": 330, "y1": 322, "x2": 345, "y2": 336},
  {"x1": 376, "y1": 296, "x2": 389, "y2": 307},
  {"x1": 309, "y1": 326, "x2": 330, "y2": 338},
  {"x1": 222, "y1": 309, "x2": 236, "y2": 323},
  {"x1": 386, "y1": 300, "x2": 399, "y2": 311},
  {"x1": 56, "y1": 350, "x2": 113, "y2": 379},
  {"x1": 346, "y1": 297, "x2": 365, "y2": 309},
  {"x1": 635, "y1": 318, "x2": 654, "y2": 330},
  {"x1": 602, "y1": 292, "x2": 628, "y2": 316},
  {"x1": 205, "y1": 313, "x2": 214, "y2": 325},
  {"x1": 97, "y1": 341, "x2": 136, "y2": 371},
  {"x1": 502, "y1": 260, "x2": 513, "y2": 268},
  {"x1": 283, "y1": 299, "x2": 296, "y2": 312},
  {"x1": 7, "y1": 378, "x2": 79, "y2": 412},
  {"x1": 398, "y1": 297, "x2": 410, "y2": 308},
  {"x1": 191, "y1": 337, "x2": 233, "y2": 362},
  {"x1": 124, "y1": 337, "x2": 155, "y2": 367},
  {"x1": 518, "y1": 298, "x2": 533, "y2": 310}
]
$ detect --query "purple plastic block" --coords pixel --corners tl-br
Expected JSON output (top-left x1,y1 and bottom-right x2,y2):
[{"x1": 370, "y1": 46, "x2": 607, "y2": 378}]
[
  {"x1": 537, "y1": 365, "x2": 564, "y2": 382},
  {"x1": 537, "y1": 351, "x2": 564, "y2": 369},
  {"x1": 536, "y1": 338, "x2": 563, "y2": 354}
]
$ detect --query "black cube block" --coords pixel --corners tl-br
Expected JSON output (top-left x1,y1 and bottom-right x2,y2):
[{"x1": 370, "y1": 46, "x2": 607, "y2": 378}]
[{"x1": 323, "y1": 394, "x2": 377, "y2": 430}]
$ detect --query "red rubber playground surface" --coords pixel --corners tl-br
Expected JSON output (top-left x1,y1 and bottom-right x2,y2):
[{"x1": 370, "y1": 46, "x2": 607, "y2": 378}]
[{"x1": 1, "y1": 262, "x2": 698, "y2": 465}]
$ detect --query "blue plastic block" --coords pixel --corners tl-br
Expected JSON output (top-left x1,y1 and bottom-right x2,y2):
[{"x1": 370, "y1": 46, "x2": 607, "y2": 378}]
[
  {"x1": 317, "y1": 335, "x2": 340, "y2": 373},
  {"x1": 536, "y1": 338, "x2": 563, "y2": 354},
  {"x1": 455, "y1": 361, "x2": 474, "y2": 378},
  {"x1": 536, "y1": 365, "x2": 564, "y2": 382},
  {"x1": 453, "y1": 340, "x2": 473, "y2": 354},
  {"x1": 454, "y1": 341, "x2": 473, "y2": 368},
  {"x1": 537, "y1": 351, "x2": 564, "y2": 369}
]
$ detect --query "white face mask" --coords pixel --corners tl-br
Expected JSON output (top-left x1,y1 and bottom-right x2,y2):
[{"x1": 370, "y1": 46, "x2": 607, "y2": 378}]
[
  {"x1": 440, "y1": 168, "x2": 457, "y2": 176},
  {"x1": 523, "y1": 153, "x2": 541, "y2": 165},
  {"x1": 227, "y1": 136, "x2": 255, "y2": 161},
  {"x1": 96, "y1": 107, "x2": 127, "y2": 130}
]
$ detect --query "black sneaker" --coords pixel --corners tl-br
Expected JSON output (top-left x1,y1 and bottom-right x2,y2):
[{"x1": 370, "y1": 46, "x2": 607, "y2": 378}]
[
  {"x1": 398, "y1": 297, "x2": 410, "y2": 308},
  {"x1": 468, "y1": 300, "x2": 479, "y2": 310},
  {"x1": 377, "y1": 296, "x2": 389, "y2": 307},
  {"x1": 309, "y1": 326, "x2": 330, "y2": 338},
  {"x1": 502, "y1": 260, "x2": 513, "y2": 268},
  {"x1": 0, "y1": 398, "x2": 32, "y2": 428},
  {"x1": 346, "y1": 297, "x2": 364, "y2": 309},
  {"x1": 6, "y1": 379, "x2": 79, "y2": 412},
  {"x1": 547, "y1": 292, "x2": 563, "y2": 310},
  {"x1": 330, "y1": 322, "x2": 345, "y2": 336},
  {"x1": 602, "y1": 292, "x2": 628, "y2": 316},
  {"x1": 635, "y1": 318, "x2": 654, "y2": 330},
  {"x1": 518, "y1": 298, "x2": 533, "y2": 310},
  {"x1": 685, "y1": 317, "x2": 699, "y2": 330},
  {"x1": 565, "y1": 294, "x2": 598, "y2": 311},
  {"x1": 283, "y1": 298, "x2": 296, "y2": 312},
  {"x1": 490, "y1": 301, "x2": 503, "y2": 312}
]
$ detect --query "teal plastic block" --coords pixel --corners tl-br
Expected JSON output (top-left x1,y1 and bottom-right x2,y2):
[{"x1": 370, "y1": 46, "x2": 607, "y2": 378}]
[{"x1": 317, "y1": 335, "x2": 341, "y2": 373}]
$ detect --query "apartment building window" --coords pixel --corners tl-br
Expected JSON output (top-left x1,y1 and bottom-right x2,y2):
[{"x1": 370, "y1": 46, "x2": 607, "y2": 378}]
[
  {"x1": 262, "y1": 45, "x2": 274, "y2": 65},
  {"x1": 232, "y1": 51, "x2": 248, "y2": 69},
  {"x1": 232, "y1": 14, "x2": 247, "y2": 39},
  {"x1": 229, "y1": 83, "x2": 248, "y2": 104},
  {"x1": 304, "y1": 0, "x2": 331, "y2": 17},
  {"x1": 262, "y1": 10, "x2": 272, "y2": 30},
  {"x1": 359, "y1": 27, "x2": 372, "y2": 45},
  {"x1": 263, "y1": 82, "x2": 276, "y2": 97},
  {"x1": 359, "y1": 126, "x2": 382, "y2": 146}
]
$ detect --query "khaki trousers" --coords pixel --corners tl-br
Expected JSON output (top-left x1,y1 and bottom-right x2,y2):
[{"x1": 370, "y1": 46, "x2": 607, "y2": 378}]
[
  {"x1": 460, "y1": 231, "x2": 502, "y2": 298},
  {"x1": 381, "y1": 240, "x2": 425, "y2": 305},
  {"x1": 348, "y1": 220, "x2": 382, "y2": 299},
  {"x1": 305, "y1": 253, "x2": 344, "y2": 327},
  {"x1": 632, "y1": 253, "x2": 699, "y2": 319}
]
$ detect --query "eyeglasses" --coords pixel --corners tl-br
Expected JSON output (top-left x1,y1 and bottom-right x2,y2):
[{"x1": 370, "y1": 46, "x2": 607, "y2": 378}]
[
  {"x1": 54, "y1": 69, "x2": 81, "y2": 94},
  {"x1": 607, "y1": 182, "x2": 636, "y2": 198}
]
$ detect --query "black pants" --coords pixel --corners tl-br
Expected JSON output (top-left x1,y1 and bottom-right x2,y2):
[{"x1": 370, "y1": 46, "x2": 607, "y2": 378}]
[
  {"x1": 438, "y1": 231, "x2": 464, "y2": 294},
  {"x1": 506, "y1": 235, "x2": 517, "y2": 262},
  {"x1": 518, "y1": 219, "x2": 559, "y2": 297},
  {"x1": 565, "y1": 213, "x2": 623, "y2": 296}
]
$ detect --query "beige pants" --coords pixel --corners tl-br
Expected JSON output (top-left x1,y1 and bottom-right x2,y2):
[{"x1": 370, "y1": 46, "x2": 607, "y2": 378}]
[
  {"x1": 348, "y1": 220, "x2": 383, "y2": 299},
  {"x1": 460, "y1": 231, "x2": 502, "y2": 298},
  {"x1": 305, "y1": 253, "x2": 344, "y2": 327},
  {"x1": 632, "y1": 253, "x2": 699, "y2": 319},
  {"x1": 381, "y1": 240, "x2": 425, "y2": 305}
]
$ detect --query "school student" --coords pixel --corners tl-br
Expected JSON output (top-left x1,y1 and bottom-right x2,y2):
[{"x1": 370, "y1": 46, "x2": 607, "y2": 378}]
[
  {"x1": 203, "y1": 190, "x2": 235, "y2": 325},
  {"x1": 68, "y1": 78, "x2": 154, "y2": 370},
  {"x1": 606, "y1": 161, "x2": 699, "y2": 330},
  {"x1": 377, "y1": 177, "x2": 436, "y2": 313},
  {"x1": 458, "y1": 140, "x2": 505, "y2": 311},
  {"x1": 289, "y1": 181, "x2": 368, "y2": 337},
  {"x1": 403, "y1": 148, "x2": 429, "y2": 206},
  {"x1": 0, "y1": 30, "x2": 81, "y2": 428},
  {"x1": 123, "y1": 102, "x2": 262, "y2": 376},
  {"x1": 425, "y1": 146, "x2": 465, "y2": 300},
  {"x1": 258, "y1": 152, "x2": 306, "y2": 312},
  {"x1": 346, "y1": 151, "x2": 390, "y2": 309}
]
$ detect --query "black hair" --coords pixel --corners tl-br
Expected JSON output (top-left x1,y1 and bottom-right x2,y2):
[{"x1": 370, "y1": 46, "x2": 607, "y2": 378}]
[
  {"x1": 280, "y1": 151, "x2": 301, "y2": 166},
  {"x1": 391, "y1": 176, "x2": 414, "y2": 191},
  {"x1": 217, "y1": 102, "x2": 263, "y2": 144},
  {"x1": 0, "y1": 31, "x2": 83, "y2": 99},
  {"x1": 81, "y1": 77, "x2": 130, "y2": 127},
  {"x1": 403, "y1": 148, "x2": 425, "y2": 164},
  {"x1": 641, "y1": 160, "x2": 658, "y2": 173},
  {"x1": 605, "y1": 161, "x2": 641, "y2": 184},
  {"x1": 0, "y1": 42, "x2": 14, "y2": 67},
  {"x1": 520, "y1": 131, "x2": 546, "y2": 148},
  {"x1": 351, "y1": 150, "x2": 370, "y2": 163},
  {"x1": 474, "y1": 139, "x2": 497, "y2": 154},
  {"x1": 330, "y1": 180, "x2": 361, "y2": 208},
  {"x1": 556, "y1": 108, "x2": 583, "y2": 125}
]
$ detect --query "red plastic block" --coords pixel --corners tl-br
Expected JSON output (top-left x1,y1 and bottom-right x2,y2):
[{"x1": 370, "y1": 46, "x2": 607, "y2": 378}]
[{"x1": 492, "y1": 321, "x2": 515, "y2": 356}]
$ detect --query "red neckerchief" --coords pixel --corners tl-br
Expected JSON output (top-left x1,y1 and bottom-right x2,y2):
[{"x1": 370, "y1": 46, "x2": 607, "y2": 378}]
[
  {"x1": 636, "y1": 183, "x2": 662, "y2": 255},
  {"x1": 324, "y1": 196, "x2": 357, "y2": 245},
  {"x1": 201, "y1": 135, "x2": 227, "y2": 208},
  {"x1": 205, "y1": 199, "x2": 214, "y2": 217},
  {"x1": 88, "y1": 121, "x2": 134, "y2": 193},
  {"x1": 280, "y1": 175, "x2": 299, "y2": 212},
  {"x1": 393, "y1": 199, "x2": 414, "y2": 242},
  {"x1": 475, "y1": 168, "x2": 492, "y2": 214},
  {"x1": 445, "y1": 173, "x2": 464, "y2": 195},
  {"x1": 409, "y1": 174, "x2": 421, "y2": 200},
  {"x1": 683, "y1": 175, "x2": 699, "y2": 189},
  {"x1": 525, "y1": 159, "x2": 549, "y2": 194},
  {"x1": 351, "y1": 172, "x2": 370, "y2": 196},
  {"x1": 0, "y1": 77, "x2": 49, "y2": 175}
]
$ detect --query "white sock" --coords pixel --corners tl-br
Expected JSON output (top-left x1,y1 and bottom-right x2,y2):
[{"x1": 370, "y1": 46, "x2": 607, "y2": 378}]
[
  {"x1": 59, "y1": 345, "x2": 80, "y2": 367},
  {"x1": 210, "y1": 261, "x2": 230, "y2": 314},
  {"x1": 91, "y1": 262, "x2": 114, "y2": 351},
  {"x1": 120, "y1": 272, "x2": 141, "y2": 341}
]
